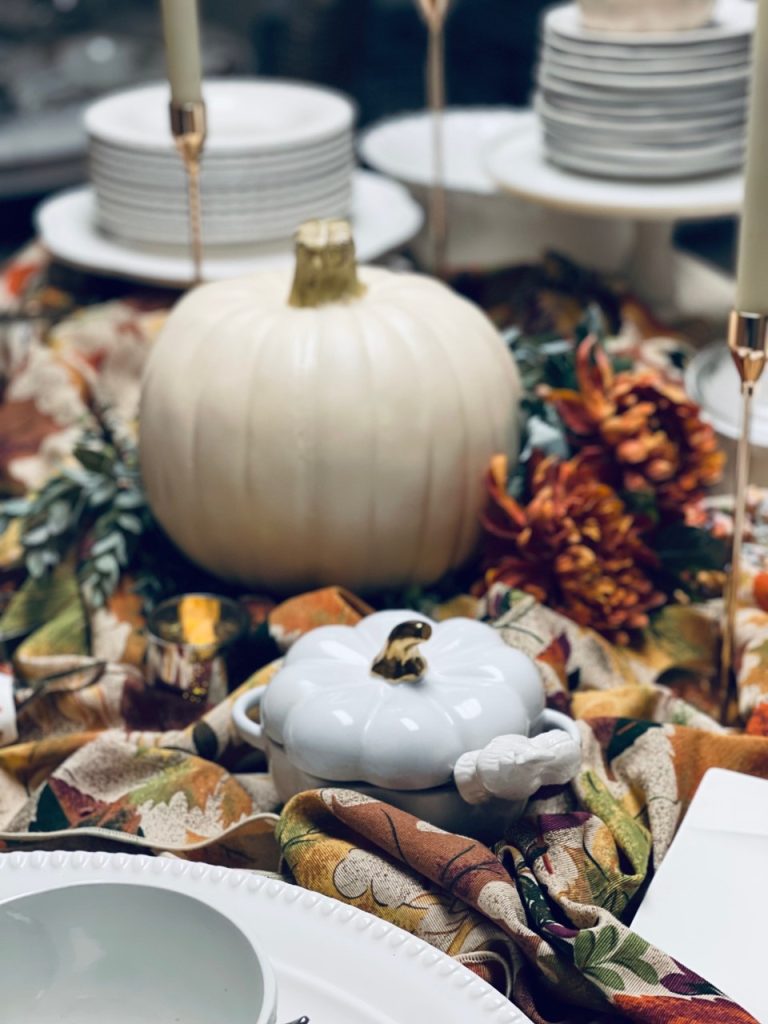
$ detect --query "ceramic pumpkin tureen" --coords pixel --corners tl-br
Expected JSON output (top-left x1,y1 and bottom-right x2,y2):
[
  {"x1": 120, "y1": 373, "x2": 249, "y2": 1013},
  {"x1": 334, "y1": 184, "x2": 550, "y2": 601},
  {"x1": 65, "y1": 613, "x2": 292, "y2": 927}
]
[
  {"x1": 233, "y1": 611, "x2": 581, "y2": 837},
  {"x1": 139, "y1": 220, "x2": 522, "y2": 593}
]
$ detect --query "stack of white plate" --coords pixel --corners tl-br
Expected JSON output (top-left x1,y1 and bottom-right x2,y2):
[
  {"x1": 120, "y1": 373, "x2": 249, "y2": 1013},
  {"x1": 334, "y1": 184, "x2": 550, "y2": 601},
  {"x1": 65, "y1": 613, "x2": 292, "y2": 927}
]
[
  {"x1": 535, "y1": 0, "x2": 755, "y2": 180},
  {"x1": 85, "y1": 78, "x2": 355, "y2": 247}
]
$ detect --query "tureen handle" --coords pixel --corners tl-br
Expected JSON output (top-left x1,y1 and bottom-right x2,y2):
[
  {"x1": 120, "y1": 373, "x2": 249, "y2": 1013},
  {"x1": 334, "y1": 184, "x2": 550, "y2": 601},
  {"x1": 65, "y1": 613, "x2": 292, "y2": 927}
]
[
  {"x1": 232, "y1": 687, "x2": 268, "y2": 751},
  {"x1": 371, "y1": 620, "x2": 432, "y2": 684},
  {"x1": 453, "y1": 716, "x2": 582, "y2": 806}
]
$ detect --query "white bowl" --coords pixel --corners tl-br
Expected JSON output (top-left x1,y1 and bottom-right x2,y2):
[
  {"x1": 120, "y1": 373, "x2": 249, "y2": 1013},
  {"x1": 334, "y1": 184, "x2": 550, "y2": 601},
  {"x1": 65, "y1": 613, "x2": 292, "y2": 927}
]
[
  {"x1": 360, "y1": 107, "x2": 635, "y2": 272},
  {"x1": 0, "y1": 882, "x2": 277, "y2": 1024},
  {"x1": 579, "y1": 0, "x2": 716, "y2": 32},
  {"x1": 548, "y1": 0, "x2": 753, "y2": 44},
  {"x1": 85, "y1": 78, "x2": 356, "y2": 154}
]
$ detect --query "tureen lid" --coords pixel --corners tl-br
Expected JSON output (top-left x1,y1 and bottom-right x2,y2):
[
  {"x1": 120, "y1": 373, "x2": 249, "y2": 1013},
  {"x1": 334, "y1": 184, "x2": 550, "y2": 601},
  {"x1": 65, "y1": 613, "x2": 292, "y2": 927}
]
[{"x1": 260, "y1": 610, "x2": 545, "y2": 791}]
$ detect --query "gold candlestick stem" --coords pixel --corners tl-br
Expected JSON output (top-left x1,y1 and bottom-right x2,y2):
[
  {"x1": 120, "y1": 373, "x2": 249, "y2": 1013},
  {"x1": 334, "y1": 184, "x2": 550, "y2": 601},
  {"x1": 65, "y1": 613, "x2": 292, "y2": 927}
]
[
  {"x1": 719, "y1": 310, "x2": 768, "y2": 723},
  {"x1": 417, "y1": 0, "x2": 450, "y2": 277},
  {"x1": 427, "y1": 23, "x2": 448, "y2": 276},
  {"x1": 170, "y1": 99, "x2": 207, "y2": 285}
]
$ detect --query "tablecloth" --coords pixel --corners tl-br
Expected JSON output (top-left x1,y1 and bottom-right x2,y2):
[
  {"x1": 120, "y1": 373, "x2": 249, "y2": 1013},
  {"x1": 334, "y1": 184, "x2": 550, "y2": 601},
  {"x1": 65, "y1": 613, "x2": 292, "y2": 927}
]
[{"x1": 1, "y1": 243, "x2": 766, "y2": 1023}]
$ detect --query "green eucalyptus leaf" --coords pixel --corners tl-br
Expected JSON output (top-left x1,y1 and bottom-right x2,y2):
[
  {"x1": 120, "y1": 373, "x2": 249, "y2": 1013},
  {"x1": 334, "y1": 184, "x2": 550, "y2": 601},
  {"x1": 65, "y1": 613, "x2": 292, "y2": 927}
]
[
  {"x1": 87, "y1": 481, "x2": 117, "y2": 507},
  {"x1": 91, "y1": 534, "x2": 119, "y2": 557},
  {"x1": 41, "y1": 549, "x2": 61, "y2": 569},
  {"x1": 117, "y1": 513, "x2": 143, "y2": 534},
  {"x1": 22, "y1": 525, "x2": 50, "y2": 547},
  {"x1": 114, "y1": 490, "x2": 145, "y2": 511},
  {"x1": 94, "y1": 553, "x2": 119, "y2": 578},
  {"x1": 0, "y1": 498, "x2": 32, "y2": 517},
  {"x1": 26, "y1": 551, "x2": 47, "y2": 577},
  {"x1": 47, "y1": 499, "x2": 73, "y2": 536}
]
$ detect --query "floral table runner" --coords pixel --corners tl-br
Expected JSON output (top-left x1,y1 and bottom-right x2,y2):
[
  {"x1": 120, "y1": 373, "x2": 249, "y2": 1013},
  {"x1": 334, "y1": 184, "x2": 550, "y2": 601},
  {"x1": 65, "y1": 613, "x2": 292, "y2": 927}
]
[{"x1": 0, "y1": 245, "x2": 766, "y2": 1022}]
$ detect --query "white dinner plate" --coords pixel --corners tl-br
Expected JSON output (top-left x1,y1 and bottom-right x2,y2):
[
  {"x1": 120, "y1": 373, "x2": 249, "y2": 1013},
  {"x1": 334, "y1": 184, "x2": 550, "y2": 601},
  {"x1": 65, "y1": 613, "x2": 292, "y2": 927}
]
[
  {"x1": 542, "y1": 124, "x2": 744, "y2": 153},
  {"x1": 359, "y1": 107, "x2": 526, "y2": 194},
  {"x1": 538, "y1": 57, "x2": 750, "y2": 90},
  {"x1": 542, "y1": 27, "x2": 750, "y2": 60},
  {"x1": 92, "y1": 171, "x2": 353, "y2": 212},
  {"x1": 485, "y1": 120, "x2": 743, "y2": 219},
  {"x1": 538, "y1": 70, "x2": 747, "y2": 102},
  {"x1": 36, "y1": 171, "x2": 423, "y2": 286},
  {"x1": 95, "y1": 190, "x2": 353, "y2": 246},
  {"x1": 87, "y1": 133, "x2": 353, "y2": 174},
  {"x1": 547, "y1": 146, "x2": 743, "y2": 181},
  {"x1": 544, "y1": 0, "x2": 755, "y2": 46},
  {"x1": 536, "y1": 96, "x2": 744, "y2": 135},
  {"x1": 542, "y1": 44, "x2": 748, "y2": 74},
  {"x1": 545, "y1": 133, "x2": 744, "y2": 162},
  {"x1": 540, "y1": 118, "x2": 744, "y2": 148},
  {"x1": 0, "y1": 851, "x2": 528, "y2": 1024},
  {"x1": 86, "y1": 79, "x2": 356, "y2": 154},
  {"x1": 537, "y1": 87, "x2": 747, "y2": 120}
]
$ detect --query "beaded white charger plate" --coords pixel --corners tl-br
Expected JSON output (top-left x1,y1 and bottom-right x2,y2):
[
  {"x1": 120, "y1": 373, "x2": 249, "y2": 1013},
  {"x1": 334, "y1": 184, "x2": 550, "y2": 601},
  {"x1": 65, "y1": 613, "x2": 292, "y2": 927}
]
[
  {"x1": 35, "y1": 171, "x2": 423, "y2": 287},
  {"x1": 0, "y1": 851, "x2": 527, "y2": 1024}
]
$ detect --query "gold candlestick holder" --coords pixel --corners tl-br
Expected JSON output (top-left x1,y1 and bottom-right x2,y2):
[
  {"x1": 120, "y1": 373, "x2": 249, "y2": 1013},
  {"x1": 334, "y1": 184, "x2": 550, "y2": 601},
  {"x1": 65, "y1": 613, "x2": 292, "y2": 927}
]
[
  {"x1": 719, "y1": 309, "x2": 768, "y2": 724},
  {"x1": 416, "y1": 0, "x2": 450, "y2": 276},
  {"x1": 170, "y1": 99, "x2": 207, "y2": 285}
]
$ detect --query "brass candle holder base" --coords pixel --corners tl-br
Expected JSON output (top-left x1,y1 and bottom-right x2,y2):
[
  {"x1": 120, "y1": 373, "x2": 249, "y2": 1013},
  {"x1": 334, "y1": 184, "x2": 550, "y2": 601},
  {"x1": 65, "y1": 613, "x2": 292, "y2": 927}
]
[
  {"x1": 170, "y1": 99, "x2": 207, "y2": 285},
  {"x1": 719, "y1": 309, "x2": 768, "y2": 724}
]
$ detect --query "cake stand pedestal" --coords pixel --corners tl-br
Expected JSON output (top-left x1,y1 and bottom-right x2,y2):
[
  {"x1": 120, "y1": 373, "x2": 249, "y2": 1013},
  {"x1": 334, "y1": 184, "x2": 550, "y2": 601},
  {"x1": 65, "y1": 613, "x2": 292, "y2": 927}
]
[{"x1": 486, "y1": 123, "x2": 742, "y2": 319}]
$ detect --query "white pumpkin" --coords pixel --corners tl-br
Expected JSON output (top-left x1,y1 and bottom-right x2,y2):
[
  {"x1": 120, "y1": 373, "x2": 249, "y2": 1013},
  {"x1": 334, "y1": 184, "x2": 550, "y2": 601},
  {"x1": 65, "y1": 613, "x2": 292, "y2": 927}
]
[{"x1": 140, "y1": 220, "x2": 521, "y2": 591}]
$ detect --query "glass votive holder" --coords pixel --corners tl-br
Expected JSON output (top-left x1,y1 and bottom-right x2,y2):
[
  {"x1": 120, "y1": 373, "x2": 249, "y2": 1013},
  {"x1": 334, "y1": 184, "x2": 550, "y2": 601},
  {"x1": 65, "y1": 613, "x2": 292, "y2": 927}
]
[{"x1": 146, "y1": 594, "x2": 250, "y2": 706}]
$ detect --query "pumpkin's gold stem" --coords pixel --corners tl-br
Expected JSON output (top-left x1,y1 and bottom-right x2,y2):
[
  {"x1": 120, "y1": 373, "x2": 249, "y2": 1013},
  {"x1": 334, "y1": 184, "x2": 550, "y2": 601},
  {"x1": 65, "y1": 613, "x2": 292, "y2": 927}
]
[
  {"x1": 371, "y1": 620, "x2": 432, "y2": 684},
  {"x1": 288, "y1": 219, "x2": 367, "y2": 309}
]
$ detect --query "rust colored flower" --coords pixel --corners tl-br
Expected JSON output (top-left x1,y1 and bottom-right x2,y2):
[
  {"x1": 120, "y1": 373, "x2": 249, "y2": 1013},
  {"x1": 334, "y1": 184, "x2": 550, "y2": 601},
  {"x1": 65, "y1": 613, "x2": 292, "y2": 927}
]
[
  {"x1": 541, "y1": 337, "x2": 724, "y2": 517},
  {"x1": 479, "y1": 453, "x2": 665, "y2": 644}
]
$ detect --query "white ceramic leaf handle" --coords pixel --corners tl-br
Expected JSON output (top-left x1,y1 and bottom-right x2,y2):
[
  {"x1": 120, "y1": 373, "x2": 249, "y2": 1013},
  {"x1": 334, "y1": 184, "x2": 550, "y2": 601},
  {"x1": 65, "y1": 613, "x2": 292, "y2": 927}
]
[{"x1": 453, "y1": 712, "x2": 581, "y2": 806}]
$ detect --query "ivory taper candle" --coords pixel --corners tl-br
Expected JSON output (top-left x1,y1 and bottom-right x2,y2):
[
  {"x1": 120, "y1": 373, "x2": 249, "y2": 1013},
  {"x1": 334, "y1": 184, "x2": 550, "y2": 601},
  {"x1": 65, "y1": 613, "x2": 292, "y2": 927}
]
[
  {"x1": 161, "y1": 0, "x2": 203, "y2": 106},
  {"x1": 735, "y1": 0, "x2": 768, "y2": 314}
]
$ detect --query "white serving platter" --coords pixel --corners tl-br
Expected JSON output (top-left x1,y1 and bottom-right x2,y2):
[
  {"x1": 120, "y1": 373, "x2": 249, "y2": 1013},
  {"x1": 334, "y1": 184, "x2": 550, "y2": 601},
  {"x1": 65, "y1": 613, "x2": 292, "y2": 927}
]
[
  {"x1": 359, "y1": 107, "x2": 523, "y2": 195},
  {"x1": 485, "y1": 119, "x2": 743, "y2": 219},
  {"x1": 0, "y1": 851, "x2": 528, "y2": 1024},
  {"x1": 36, "y1": 171, "x2": 423, "y2": 286}
]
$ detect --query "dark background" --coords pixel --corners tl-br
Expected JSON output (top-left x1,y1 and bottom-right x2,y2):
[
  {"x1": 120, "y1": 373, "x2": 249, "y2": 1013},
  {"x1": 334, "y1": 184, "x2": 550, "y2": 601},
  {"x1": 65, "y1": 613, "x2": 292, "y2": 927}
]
[{"x1": 0, "y1": 0, "x2": 735, "y2": 269}]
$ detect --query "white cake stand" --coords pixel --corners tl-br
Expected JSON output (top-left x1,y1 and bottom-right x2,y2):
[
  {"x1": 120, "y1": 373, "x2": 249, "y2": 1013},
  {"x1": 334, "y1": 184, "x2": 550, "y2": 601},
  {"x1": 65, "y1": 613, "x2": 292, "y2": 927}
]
[{"x1": 485, "y1": 119, "x2": 742, "y2": 317}]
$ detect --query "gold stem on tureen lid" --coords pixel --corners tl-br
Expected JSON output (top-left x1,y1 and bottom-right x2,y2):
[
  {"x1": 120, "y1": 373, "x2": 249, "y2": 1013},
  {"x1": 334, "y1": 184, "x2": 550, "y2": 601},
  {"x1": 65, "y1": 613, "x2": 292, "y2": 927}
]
[
  {"x1": 371, "y1": 620, "x2": 432, "y2": 684},
  {"x1": 288, "y1": 219, "x2": 367, "y2": 309}
]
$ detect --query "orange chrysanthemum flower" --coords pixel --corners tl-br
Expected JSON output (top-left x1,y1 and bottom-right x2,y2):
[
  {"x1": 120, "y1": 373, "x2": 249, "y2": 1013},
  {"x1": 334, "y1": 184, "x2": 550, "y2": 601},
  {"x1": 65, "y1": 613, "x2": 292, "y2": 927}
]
[
  {"x1": 540, "y1": 337, "x2": 724, "y2": 518},
  {"x1": 479, "y1": 452, "x2": 665, "y2": 644}
]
